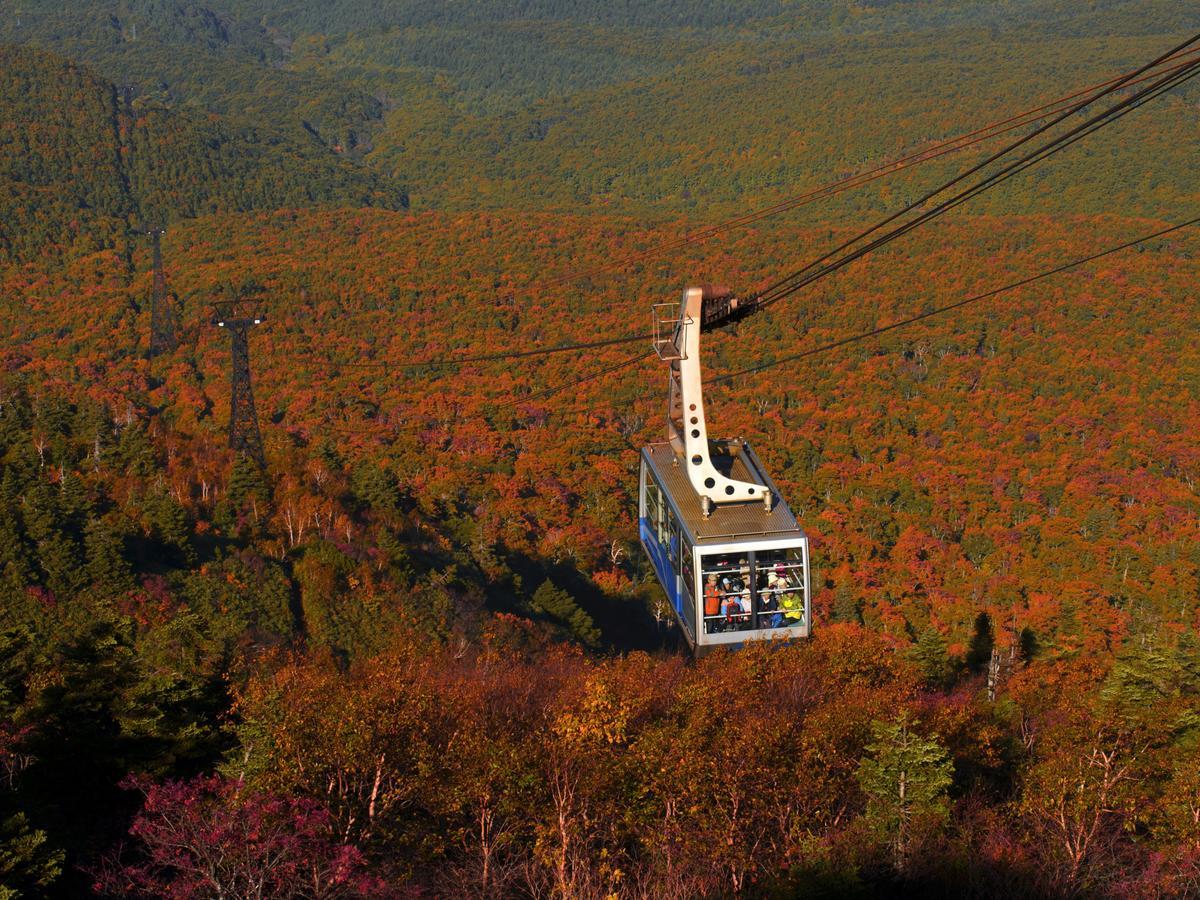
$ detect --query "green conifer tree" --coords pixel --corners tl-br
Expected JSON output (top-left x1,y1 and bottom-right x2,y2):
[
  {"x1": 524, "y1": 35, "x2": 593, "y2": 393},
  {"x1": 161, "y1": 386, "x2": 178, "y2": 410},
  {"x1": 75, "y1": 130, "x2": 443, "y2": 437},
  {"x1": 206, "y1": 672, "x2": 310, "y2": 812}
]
[
  {"x1": 351, "y1": 462, "x2": 400, "y2": 516},
  {"x1": 907, "y1": 626, "x2": 956, "y2": 688},
  {"x1": 110, "y1": 424, "x2": 157, "y2": 478},
  {"x1": 530, "y1": 579, "x2": 601, "y2": 648},
  {"x1": 142, "y1": 490, "x2": 194, "y2": 565},
  {"x1": 83, "y1": 517, "x2": 134, "y2": 597},
  {"x1": 58, "y1": 474, "x2": 91, "y2": 528},
  {"x1": 856, "y1": 712, "x2": 954, "y2": 873},
  {"x1": 228, "y1": 454, "x2": 270, "y2": 507},
  {"x1": 833, "y1": 582, "x2": 863, "y2": 624},
  {"x1": 0, "y1": 501, "x2": 31, "y2": 589},
  {"x1": 0, "y1": 812, "x2": 63, "y2": 897}
]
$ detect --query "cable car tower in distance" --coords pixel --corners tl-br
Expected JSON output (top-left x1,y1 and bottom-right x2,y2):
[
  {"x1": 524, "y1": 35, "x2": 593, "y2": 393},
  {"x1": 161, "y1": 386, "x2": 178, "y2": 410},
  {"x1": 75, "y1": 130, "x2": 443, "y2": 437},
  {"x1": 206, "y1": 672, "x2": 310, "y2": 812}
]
[{"x1": 639, "y1": 286, "x2": 811, "y2": 654}]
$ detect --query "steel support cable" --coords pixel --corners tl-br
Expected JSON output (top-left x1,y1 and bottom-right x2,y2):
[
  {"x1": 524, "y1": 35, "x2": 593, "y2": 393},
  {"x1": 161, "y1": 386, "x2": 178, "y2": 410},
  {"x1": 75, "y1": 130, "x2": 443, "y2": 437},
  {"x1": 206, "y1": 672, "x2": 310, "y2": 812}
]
[
  {"x1": 750, "y1": 32, "x2": 1200, "y2": 308},
  {"x1": 752, "y1": 50, "x2": 1200, "y2": 311},
  {"x1": 704, "y1": 216, "x2": 1200, "y2": 386},
  {"x1": 757, "y1": 56, "x2": 1200, "y2": 312},
  {"x1": 875, "y1": 59, "x2": 1200, "y2": 241},
  {"x1": 309, "y1": 39, "x2": 1199, "y2": 386},
  {"x1": 317, "y1": 351, "x2": 650, "y2": 434},
  {"x1": 309, "y1": 46, "x2": 1200, "y2": 378},
  {"x1": 462, "y1": 217, "x2": 1200, "y2": 423},
  {"x1": 326, "y1": 331, "x2": 653, "y2": 372},
  {"x1": 305, "y1": 72, "x2": 1160, "y2": 384},
  {"x1": 528, "y1": 46, "x2": 1200, "y2": 293}
]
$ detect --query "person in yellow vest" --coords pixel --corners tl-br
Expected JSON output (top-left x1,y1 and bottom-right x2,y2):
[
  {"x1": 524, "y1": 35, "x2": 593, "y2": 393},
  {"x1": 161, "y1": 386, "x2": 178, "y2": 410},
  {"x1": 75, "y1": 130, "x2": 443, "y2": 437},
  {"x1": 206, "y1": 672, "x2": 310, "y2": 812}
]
[{"x1": 780, "y1": 588, "x2": 804, "y2": 626}]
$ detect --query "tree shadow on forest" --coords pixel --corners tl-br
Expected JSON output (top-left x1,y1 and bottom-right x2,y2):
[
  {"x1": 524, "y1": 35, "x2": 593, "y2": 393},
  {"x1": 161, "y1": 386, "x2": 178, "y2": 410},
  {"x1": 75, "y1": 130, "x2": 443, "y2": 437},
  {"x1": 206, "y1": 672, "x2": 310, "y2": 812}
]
[{"x1": 490, "y1": 550, "x2": 673, "y2": 655}]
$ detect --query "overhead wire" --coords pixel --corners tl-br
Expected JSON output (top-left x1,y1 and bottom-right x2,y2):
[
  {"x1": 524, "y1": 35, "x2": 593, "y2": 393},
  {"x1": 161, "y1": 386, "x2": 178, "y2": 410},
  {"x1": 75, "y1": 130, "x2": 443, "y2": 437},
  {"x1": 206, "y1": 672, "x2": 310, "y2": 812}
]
[
  {"x1": 750, "y1": 33, "x2": 1200, "y2": 309},
  {"x1": 314, "y1": 35, "x2": 1200, "y2": 429},
  {"x1": 501, "y1": 217, "x2": 1200, "y2": 414},
  {"x1": 318, "y1": 351, "x2": 656, "y2": 434},
  {"x1": 315, "y1": 42, "x2": 1200, "y2": 377},
  {"x1": 526, "y1": 46, "x2": 1200, "y2": 293},
  {"x1": 754, "y1": 57, "x2": 1200, "y2": 313},
  {"x1": 889, "y1": 59, "x2": 1200, "y2": 234},
  {"x1": 327, "y1": 331, "x2": 652, "y2": 371},
  {"x1": 486, "y1": 37, "x2": 1200, "y2": 410},
  {"x1": 401, "y1": 216, "x2": 1197, "y2": 427},
  {"x1": 705, "y1": 215, "x2": 1200, "y2": 385},
  {"x1": 491, "y1": 349, "x2": 657, "y2": 410}
]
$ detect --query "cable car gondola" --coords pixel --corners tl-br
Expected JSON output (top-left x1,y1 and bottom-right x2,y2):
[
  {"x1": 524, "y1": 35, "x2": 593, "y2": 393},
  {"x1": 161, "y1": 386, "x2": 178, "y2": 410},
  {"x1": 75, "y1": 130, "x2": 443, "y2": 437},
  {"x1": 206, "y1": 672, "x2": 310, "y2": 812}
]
[{"x1": 639, "y1": 286, "x2": 811, "y2": 653}]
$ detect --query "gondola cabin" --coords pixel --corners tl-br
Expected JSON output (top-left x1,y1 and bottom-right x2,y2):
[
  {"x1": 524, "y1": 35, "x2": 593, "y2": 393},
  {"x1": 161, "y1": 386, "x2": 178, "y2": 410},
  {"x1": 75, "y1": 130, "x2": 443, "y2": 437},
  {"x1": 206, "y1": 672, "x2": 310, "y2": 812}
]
[
  {"x1": 639, "y1": 440, "x2": 810, "y2": 652},
  {"x1": 638, "y1": 284, "x2": 811, "y2": 653}
]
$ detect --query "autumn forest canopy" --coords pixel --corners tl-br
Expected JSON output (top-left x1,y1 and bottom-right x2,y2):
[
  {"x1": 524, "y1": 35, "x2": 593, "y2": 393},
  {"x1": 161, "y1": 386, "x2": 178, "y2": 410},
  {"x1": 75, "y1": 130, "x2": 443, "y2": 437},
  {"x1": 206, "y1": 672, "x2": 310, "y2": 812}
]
[{"x1": 0, "y1": 0, "x2": 1199, "y2": 896}]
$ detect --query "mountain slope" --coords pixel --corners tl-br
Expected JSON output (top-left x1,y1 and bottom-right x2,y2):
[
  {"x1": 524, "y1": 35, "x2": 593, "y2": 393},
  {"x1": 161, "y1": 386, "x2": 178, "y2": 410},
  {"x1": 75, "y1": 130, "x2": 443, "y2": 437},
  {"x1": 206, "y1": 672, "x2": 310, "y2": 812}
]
[{"x1": 0, "y1": 44, "x2": 407, "y2": 267}]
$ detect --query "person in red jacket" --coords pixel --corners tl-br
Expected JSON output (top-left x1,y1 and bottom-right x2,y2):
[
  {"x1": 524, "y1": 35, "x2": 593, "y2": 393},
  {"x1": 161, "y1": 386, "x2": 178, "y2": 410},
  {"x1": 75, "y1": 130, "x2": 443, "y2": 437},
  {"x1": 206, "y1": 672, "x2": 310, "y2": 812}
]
[{"x1": 704, "y1": 574, "x2": 721, "y2": 632}]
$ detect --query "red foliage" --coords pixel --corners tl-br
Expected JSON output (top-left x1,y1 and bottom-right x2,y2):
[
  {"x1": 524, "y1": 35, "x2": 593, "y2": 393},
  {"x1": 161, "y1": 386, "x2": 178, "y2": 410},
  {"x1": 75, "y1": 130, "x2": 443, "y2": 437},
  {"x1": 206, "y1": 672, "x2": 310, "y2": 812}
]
[{"x1": 95, "y1": 775, "x2": 385, "y2": 899}]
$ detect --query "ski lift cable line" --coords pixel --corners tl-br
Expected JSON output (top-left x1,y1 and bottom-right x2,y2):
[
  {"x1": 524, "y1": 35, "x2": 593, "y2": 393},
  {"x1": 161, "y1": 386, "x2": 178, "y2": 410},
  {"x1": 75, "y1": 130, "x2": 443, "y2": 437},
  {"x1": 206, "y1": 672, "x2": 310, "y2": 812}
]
[
  {"x1": 835, "y1": 57, "x2": 1200, "y2": 281},
  {"x1": 759, "y1": 56, "x2": 1200, "y2": 314},
  {"x1": 752, "y1": 49, "x2": 1200, "y2": 311},
  {"x1": 750, "y1": 31, "x2": 1200, "y2": 307},
  {"x1": 496, "y1": 217, "x2": 1200, "y2": 414},
  {"x1": 312, "y1": 37, "x2": 1200, "y2": 379},
  {"x1": 310, "y1": 44, "x2": 1200, "y2": 376},
  {"x1": 527, "y1": 44, "x2": 1200, "y2": 293},
  {"x1": 705, "y1": 216, "x2": 1200, "y2": 386},
  {"x1": 325, "y1": 331, "x2": 653, "y2": 372},
  {"x1": 307, "y1": 42, "x2": 1200, "y2": 376}
]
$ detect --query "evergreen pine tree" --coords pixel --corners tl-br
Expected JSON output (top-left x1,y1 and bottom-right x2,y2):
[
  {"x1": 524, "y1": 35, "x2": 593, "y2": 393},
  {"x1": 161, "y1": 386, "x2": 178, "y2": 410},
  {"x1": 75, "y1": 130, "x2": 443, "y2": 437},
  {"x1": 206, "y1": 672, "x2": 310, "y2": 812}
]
[
  {"x1": 0, "y1": 469, "x2": 23, "y2": 508},
  {"x1": 856, "y1": 712, "x2": 954, "y2": 874},
  {"x1": 228, "y1": 454, "x2": 270, "y2": 507},
  {"x1": 0, "y1": 628, "x2": 32, "y2": 716},
  {"x1": 313, "y1": 439, "x2": 343, "y2": 476},
  {"x1": 907, "y1": 626, "x2": 955, "y2": 688},
  {"x1": 833, "y1": 582, "x2": 863, "y2": 624},
  {"x1": 218, "y1": 454, "x2": 272, "y2": 535},
  {"x1": 23, "y1": 484, "x2": 81, "y2": 597},
  {"x1": 351, "y1": 462, "x2": 400, "y2": 516},
  {"x1": 111, "y1": 424, "x2": 157, "y2": 478},
  {"x1": 0, "y1": 812, "x2": 64, "y2": 896},
  {"x1": 143, "y1": 490, "x2": 195, "y2": 565},
  {"x1": 1101, "y1": 629, "x2": 1200, "y2": 715},
  {"x1": 0, "y1": 390, "x2": 30, "y2": 455},
  {"x1": 0, "y1": 500, "x2": 31, "y2": 588},
  {"x1": 19, "y1": 483, "x2": 62, "y2": 546},
  {"x1": 530, "y1": 579, "x2": 601, "y2": 648},
  {"x1": 58, "y1": 473, "x2": 91, "y2": 528},
  {"x1": 83, "y1": 517, "x2": 134, "y2": 596}
]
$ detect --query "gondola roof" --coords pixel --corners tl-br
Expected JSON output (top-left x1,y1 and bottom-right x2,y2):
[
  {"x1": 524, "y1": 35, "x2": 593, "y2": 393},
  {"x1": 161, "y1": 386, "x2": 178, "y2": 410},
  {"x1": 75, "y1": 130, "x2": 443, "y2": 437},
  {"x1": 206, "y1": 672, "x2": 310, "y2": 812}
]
[{"x1": 642, "y1": 440, "x2": 805, "y2": 543}]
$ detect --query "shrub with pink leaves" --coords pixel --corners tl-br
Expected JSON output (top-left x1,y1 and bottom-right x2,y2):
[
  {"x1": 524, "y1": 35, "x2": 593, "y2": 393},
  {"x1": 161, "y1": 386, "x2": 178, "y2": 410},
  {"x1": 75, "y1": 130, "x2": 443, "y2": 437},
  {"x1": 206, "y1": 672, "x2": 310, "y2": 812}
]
[{"x1": 95, "y1": 775, "x2": 385, "y2": 899}]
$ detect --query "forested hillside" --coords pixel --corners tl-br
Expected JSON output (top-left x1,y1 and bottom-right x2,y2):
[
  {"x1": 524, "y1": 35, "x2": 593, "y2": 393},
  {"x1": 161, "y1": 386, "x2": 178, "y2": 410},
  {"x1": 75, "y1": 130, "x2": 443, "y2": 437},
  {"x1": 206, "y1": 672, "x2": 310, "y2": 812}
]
[
  {"x1": 0, "y1": 45, "x2": 406, "y2": 266},
  {"x1": 4, "y1": 0, "x2": 1195, "y2": 214},
  {"x1": 0, "y1": 1, "x2": 1198, "y2": 896}
]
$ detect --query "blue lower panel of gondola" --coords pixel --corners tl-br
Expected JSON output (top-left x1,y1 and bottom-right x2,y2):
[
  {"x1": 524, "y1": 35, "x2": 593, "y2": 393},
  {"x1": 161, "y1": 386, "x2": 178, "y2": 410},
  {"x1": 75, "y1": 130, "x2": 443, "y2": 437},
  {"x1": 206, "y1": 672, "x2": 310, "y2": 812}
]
[{"x1": 639, "y1": 518, "x2": 681, "y2": 617}]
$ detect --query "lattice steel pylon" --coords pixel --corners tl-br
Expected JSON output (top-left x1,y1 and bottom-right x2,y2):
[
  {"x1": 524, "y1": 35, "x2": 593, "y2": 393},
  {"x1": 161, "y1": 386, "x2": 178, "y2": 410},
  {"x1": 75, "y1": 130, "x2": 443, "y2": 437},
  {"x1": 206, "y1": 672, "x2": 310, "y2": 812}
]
[
  {"x1": 145, "y1": 225, "x2": 178, "y2": 357},
  {"x1": 214, "y1": 300, "x2": 266, "y2": 467}
]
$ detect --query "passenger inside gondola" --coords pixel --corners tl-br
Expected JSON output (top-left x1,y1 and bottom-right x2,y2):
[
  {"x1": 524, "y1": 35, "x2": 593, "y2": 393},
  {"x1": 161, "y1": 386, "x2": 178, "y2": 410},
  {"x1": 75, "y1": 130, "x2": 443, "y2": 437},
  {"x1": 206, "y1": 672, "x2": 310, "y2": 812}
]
[
  {"x1": 760, "y1": 574, "x2": 782, "y2": 628},
  {"x1": 702, "y1": 552, "x2": 804, "y2": 633},
  {"x1": 781, "y1": 587, "x2": 804, "y2": 626},
  {"x1": 704, "y1": 574, "x2": 720, "y2": 626},
  {"x1": 720, "y1": 590, "x2": 741, "y2": 621}
]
